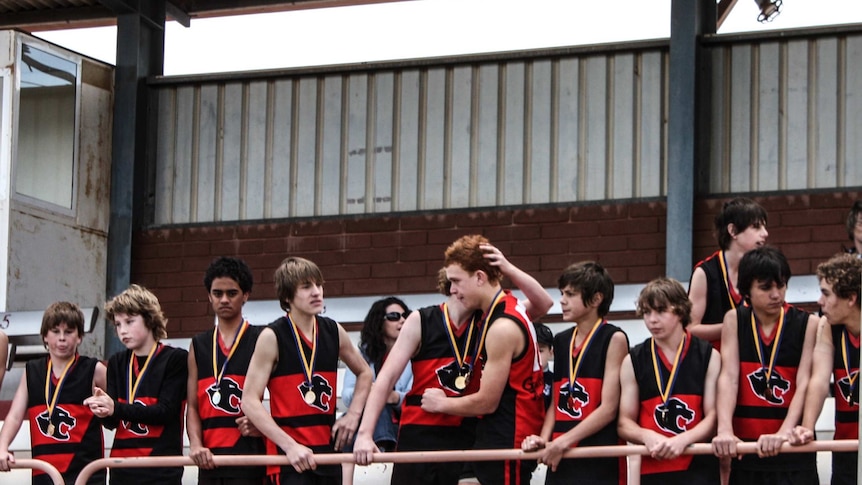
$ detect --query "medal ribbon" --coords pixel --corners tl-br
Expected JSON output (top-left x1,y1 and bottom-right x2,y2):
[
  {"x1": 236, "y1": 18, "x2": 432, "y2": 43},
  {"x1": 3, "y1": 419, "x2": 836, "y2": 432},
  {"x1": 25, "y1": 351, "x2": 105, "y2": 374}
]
[
  {"x1": 651, "y1": 334, "x2": 686, "y2": 406},
  {"x1": 44, "y1": 355, "x2": 77, "y2": 423},
  {"x1": 442, "y1": 303, "x2": 476, "y2": 372},
  {"x1": 750, "y1": 307, "x2": 785, "y2": 386},
  {"x1": 718, "y1": 250, "x2": 740, "y2": 310},
  {"x1": 471, "y1": 289, "x2": 507, "y2": 364},
  {"x1": 841, "y1": 328, "x2": 859, "y2": 403},
  {"x1": 568, "y1": 319, "x2": 604, "y2": 394},
  {"x1": 211, "y1": 319, "x2": 250, "y2": 384},
  {"x1": 287, "y1": 314, "x2": 317, "y2": 386},
  {"x1": 128, "y1": 342, "x2": 160, "y2": 403}
]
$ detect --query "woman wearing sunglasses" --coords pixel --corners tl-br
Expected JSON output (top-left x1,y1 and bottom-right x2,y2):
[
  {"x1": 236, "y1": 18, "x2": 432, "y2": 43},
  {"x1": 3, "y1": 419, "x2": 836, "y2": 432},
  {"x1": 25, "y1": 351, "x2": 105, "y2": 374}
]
[{"x1": 341, "y1": 297, "x2": 414, "y2": 484}]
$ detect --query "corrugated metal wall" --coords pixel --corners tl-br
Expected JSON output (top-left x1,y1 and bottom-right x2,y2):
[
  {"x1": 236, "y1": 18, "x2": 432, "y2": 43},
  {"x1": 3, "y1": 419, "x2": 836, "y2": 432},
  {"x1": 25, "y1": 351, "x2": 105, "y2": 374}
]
[
  {"x1": 151, "y1": 29, "x2": 862, "y2": 225},
  {"x1": 708, "y1": 32, "x2": 862, "y2": 192}
]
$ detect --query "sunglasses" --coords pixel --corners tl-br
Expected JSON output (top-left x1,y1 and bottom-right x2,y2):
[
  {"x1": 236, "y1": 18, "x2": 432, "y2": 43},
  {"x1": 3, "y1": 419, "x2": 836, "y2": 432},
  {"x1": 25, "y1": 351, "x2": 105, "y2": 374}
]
[{"x1": 384, "y1": 311, "x2": 411, "y2": 322}]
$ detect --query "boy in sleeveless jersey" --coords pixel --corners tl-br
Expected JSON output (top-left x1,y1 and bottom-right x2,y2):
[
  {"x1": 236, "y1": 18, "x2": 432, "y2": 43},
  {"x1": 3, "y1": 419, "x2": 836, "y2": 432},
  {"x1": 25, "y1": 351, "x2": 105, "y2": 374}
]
[
  {"x1": 419, "y1": 235, "x2": 546, "y2": 485},
  {"x1": 353, "y1": 244, "x2": 552, "y2": 485},
  {"x1": 711, "y1": 247, "x2": 819, "y2": 484},
  {"x1": 241, "y1": 257, "x2": 373, "y2": 485},
  {"x1": 85, "y1": 285, "x2": 189, "y2": 485},
  {"x1": 0, "y1": 302, "x2": 108, "y2": 485},
  {"x1": 619, "y1": 278, "x2": 720, "y2": 485},
  {"x1": 791, "y1": 253, "x2": 862, "y2": 485},
  {"x1": 688, "y1": 197, "x2": 769, "y2": 349},
  {"x1": 522, "y1": 261, "x2": 629, "y2": 485},
  {"x1": 187, "y1": 257, "x2": 266, "y2": 484}
]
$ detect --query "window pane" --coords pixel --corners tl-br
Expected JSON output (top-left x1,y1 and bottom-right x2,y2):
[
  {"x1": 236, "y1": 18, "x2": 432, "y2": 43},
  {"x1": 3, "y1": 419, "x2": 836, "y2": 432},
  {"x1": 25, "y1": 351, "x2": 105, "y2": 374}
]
[{"x1": 16, "y1": 44, "x2": 77, "y2": 209}]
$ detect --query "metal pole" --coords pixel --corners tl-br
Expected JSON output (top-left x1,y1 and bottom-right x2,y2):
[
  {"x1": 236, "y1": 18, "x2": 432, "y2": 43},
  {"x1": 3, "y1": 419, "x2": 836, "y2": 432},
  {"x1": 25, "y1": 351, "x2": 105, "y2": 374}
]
[{"x1": 12, "y1": 458, "x2": 65, "y2": 485}]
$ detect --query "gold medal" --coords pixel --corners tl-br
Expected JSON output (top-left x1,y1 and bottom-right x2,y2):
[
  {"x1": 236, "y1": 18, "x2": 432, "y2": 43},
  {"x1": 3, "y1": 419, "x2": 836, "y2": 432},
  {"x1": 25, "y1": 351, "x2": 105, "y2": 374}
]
[
  {"x1": 47, "y1": 423, "x2": 55, "y2": 436},
  {"x1": 212, "y1": 391, "x2": 221, "y2": 405},
  {"x1": 454, "y1": 375, "x2": 467, "y2": 391},
  {"x1": 304, "y1": 390, "x2": 316, "y2": 404},
  {"x1": 764, "y1": 386, "x2": 773, "y2": 400}
]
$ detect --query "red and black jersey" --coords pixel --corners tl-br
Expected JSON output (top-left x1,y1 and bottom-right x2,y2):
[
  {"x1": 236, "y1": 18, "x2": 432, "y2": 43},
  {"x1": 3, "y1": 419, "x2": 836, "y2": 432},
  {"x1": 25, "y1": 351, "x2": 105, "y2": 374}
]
[
  {"x1": 547, "y1": 322, "x2": 627, "y2": 485},
  {"x1": 691, "y1": 251, "x2": 744, "y2": 349},
  {"x1": 266, "y1": 315, "x2": 340, "y2": 477},
  {"x1": 472, "y1": 291, "x2": 544, "y2": 485},
  {"x1": 732, "y1": 304, "x2": 816, "y2": 472},
  {"x1": 26, "y1": 355, "x2": 104, "y2": 485},
  {"x1": 398, "y1": 304, "x2": 479, "y2": 451},
  {"x1": 105, "y1": 344, "x2": 188, "y2": 485},
  {"x1": 631, "y1": 334, "x2": 718, "y2": 481},
  {"x1": 831, "y1": 324, "x2": 859, "y2": 440},
  {"x1": 191, "y1": 324, "x2": 265, "y2": 480}
]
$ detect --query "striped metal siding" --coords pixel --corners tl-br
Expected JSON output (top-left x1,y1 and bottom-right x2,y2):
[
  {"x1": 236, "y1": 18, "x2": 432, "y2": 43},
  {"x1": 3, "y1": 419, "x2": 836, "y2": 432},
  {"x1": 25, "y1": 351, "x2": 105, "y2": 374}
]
[
  {"x1": 153, "y1": 48, "x2": 669, "y2": 224},
  {"x1": 708, "y1": 33, "x2": 862, "y2": 193}
]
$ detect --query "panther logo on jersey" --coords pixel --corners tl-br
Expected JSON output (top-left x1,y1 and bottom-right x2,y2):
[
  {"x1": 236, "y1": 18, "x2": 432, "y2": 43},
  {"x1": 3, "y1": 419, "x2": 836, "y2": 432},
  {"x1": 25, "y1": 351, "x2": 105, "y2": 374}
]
[
  {"x1": 36, "y1": 407, "x2": 76, "y2": 440},
  {"x1": 207, "y1": 377, "x2": 243, "y2": 414},
  {"x1": 435, "y1": 361, "x2": 472, "y2": 394},
  {"x1": 298, "y1": 374, "x2": 333, "y2": 412},
  {"x1": 747, "y1": 368, "x2": 791, "y2": 405},
  {"x1": 557, "y1": 380, "x2": 589, "y2": 419},
  {"x1": 837, "y1": 371, "x2": 859, "y2": 406},
  {"x1": 654, "y1": 397, "x2": 694, "y2": 435},
  {"x1": 121, "y1": 399, "x2": 149, "y2": 435}
]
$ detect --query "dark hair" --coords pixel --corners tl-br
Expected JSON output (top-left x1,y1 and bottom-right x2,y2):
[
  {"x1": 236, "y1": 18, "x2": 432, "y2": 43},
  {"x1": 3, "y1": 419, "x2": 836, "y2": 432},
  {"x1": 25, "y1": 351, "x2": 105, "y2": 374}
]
[
  {"x1": 557, "y1": 261, "x2": 615, "y2": 317},
  {"x1": 636, "y1": 277, "x2": 692, "y2": 328},
  {"x1": 41, "y1": 301, "x2": 85, "y2": 339},
  {"x1": 817, "y1": 253, "x2": 862, "y2": 308},
  {"x1": 204, "y1": 256, "x2": 254, "y2": 293},
  {"x1": 534, "y1": 323, "x2": 553, "y2": 348},
  {"x1": 444, "y1": 235, "x2": 502, "y2": 284},
  {"x1": 360, "y1": 297, "x2": 410, "y2": 370},
  {"x1": 274, "y1": 257, "x2": 324, "y2": 312},
  {"x1": 714, "y1": 198, "x2": 768, "y2": 250},
  {"x1": 737, "y1": 246, "x2": 791, "y2": 300},
  {"x1": 846, "y1": 200, "x2": 862, "y2": 242}
]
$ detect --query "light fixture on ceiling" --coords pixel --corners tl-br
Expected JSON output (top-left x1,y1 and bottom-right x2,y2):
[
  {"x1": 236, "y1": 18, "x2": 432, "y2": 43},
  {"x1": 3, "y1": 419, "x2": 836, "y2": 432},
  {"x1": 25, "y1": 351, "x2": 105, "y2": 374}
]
[{"x1": 755, "y1": 0, "x2": 782, "y2": 23}]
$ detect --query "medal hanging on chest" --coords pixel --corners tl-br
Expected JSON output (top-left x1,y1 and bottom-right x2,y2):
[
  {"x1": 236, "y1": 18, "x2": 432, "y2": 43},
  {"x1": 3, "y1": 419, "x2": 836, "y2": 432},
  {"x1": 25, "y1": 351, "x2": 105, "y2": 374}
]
[
  {"x1": 841, "y1": 329, "x2": 860, "y2": 405},
  {"x1": 287, "y1": 314, "x2": 319, "y2": 406},
  {"x1": 44, "y1": 355, "x2": 77, "y2": 437},
  {"x1": 750, "y1": 307, "x2": 785, "y2": 403},
  {"x1": 651, "y1": 335, "x2": 685, "y2": 429},
  {"x1": 468, "y1": 290, "x2": 506, "y2": 382},
  {"x1": 442, "y1": 303, "x2": 476, "y2": 392},
  {"x1": 210, "y1": 320, "x2": 249, "y2": 406}
]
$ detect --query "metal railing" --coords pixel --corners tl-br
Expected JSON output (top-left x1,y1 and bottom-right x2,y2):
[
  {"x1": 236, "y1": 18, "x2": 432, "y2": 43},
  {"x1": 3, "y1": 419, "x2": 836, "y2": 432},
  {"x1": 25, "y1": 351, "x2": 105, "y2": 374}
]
[
  {"x1": 73, "y1": 440, "x2": 859, "y2": 485},
  {"x1": 10, "y1": 458, "x2": 64, "y2": 485}
]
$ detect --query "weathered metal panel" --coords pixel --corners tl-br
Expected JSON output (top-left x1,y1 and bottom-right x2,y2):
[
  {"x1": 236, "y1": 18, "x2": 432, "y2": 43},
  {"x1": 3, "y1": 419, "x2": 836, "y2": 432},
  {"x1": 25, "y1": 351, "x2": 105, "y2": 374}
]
[
  {"x1": 583, "y1": 55, "x2": 608, "y2": 201},
  {"x1": 556, "y1": 58, "x2": 580, "y2": 202},
  {"x1": 638, "y1": 51, "x2": 664, "y2": 198},
  {"x1": 846, "y1": 36, "x2": 862, "y2": 185},
  {"x1": 528, "y1": 59, "x2": 552, "y2": 205},
  {"x1": 474, "y1": 63, "x2": 499, "y2": 208}
]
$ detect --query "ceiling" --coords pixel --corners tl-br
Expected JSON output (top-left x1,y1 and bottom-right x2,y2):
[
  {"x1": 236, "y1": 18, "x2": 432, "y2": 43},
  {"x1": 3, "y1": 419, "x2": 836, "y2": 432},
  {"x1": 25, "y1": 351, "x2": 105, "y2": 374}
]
[{"x1": 0, "y1": 0, "x2": 408, "y2": 31}]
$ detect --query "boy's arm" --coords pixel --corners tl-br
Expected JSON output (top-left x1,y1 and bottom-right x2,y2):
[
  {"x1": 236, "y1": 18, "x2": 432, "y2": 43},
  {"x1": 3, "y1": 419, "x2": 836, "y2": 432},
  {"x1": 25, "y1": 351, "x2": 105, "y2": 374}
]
[
  {"x1": 799, "y1": 317, "x2": 833, "y2": 433},
  {"x1": 713, "y1": 309, "x2": 741, "y2": 457},
  {"x1": 0, "y1": 330, "x2": 7, "y2": 391},
  {"x1": 92, "y1": 361, "x2": 107, "y2": 393},
  {"x1": 617, "y1": 355, "x2": 656, "y2": 447},
  {"x1": 688, "y1": 267, "x2": 722, "y2": 343},
  {"x1": 539, "y1": 331, "x2": 629, "y2": 471},
  {"x1": 185, "y1": 345, "x2": 215, "y2": 469},
  {"x1": 241, "y1": 327, "x2": 314, "y2": 473},
  {"x1": 332, "y1": 324, "x2": 373, "y2": 451},
  {"x1": 482, "y1": 244, "x2": 553, "y2": 320},
  {"x1": 354, "y1": 311, "x2": 420, "y2": 465},
  {"x1": 420, "y1": 317, "x2": 520, "y2": 416},
  {"x1": 0, "y1": 370, "x2": 30, "y2": 470}
]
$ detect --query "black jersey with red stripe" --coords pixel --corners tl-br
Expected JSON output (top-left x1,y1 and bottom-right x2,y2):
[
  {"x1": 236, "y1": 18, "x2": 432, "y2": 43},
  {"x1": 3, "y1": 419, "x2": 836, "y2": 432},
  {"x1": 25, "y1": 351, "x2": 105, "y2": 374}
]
[
  {"x1": 831, "y1": 324, "x2": 859, "y2": 440},
  {"x1": 631, "y1": 333, "x2": 717, "y2": 479},
  {"x1": 266, "y1": 315, "x2": 340, "y2": 477},
  {"x1": 548, "y1": 322, "x2": 627, "y2": 485},
  {"x1": 472, "y1": 291, "x2": 544, "y2": 485},
  {"x1": 191, "y1": 324, "x2": 265, "y2": 480},
  {"x1": 398, "y1": 304, "x2": 479, "y2": 451},
  {"x1": 691, "y1": 251, "x2": 744, "y2": 349},
  {"x1": 105, "y1": 344, "x2": 188, "y2": 485},
  {"x1": 732, "y1": 304, "x2": 816, "y2": 472},
  {"x1": 26, "y1": 356, "x2": 104, "y2": 485}
]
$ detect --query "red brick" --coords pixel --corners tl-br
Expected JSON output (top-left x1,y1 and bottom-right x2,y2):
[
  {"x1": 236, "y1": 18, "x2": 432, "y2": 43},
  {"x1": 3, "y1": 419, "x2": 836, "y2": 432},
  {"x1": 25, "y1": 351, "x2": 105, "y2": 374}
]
[
  {"x1": 809, "y1": 191, "x2": 862, "y2": 209},
  {"x1": 625, "y1": 265, "x2": 664, "y2": 284},
  {"x1": 342, "y1": 278, "x2": 399, "y2": 296},
  {"x1": 398, "y1": 275, "x2": 439, "y2": 293},
  {"x1": 627, "y1": 233, "x2": 665, "y2": 250},
  {"x1": 261, "y1": 238, "x2": 288, "y2": 254},
  {"x1": 427, "y1": 228, "x2": 469, "y2": 246},
  {"x1": 570, "y1": 203, "x2": 627, "y2": 221},
  {"x1": 371, "y1": 232, "x2": 401, "y2": 248},
  {"x1": 812, "y1": 225, "x2": 849, "y2": 243},
  {"x1": 512, "y1": 207, "x2": 569, "y2": 224},
  {"x1": 766, "y1": 226, "x2": 812, "y2": 245},
  {"x1": 345, "y1": 234, "x2": 373, "y2": 250},
  {"x1": 182, "y1": 256, "x2": 216, "y2": 272},
  {"x1": 310, "y1": 251, "x2": 345, "y2": 267},
  {"x1": 326, "y1": 264, "x2": 371, "y2": 280},
  {"x1": 345, "y1": 217, "x2": 400, "y2": 233},
  {"x1": 399, "y1": 244, "x2": 443, "y2": 262},
  {"x1": 157, "y1": 287, "x2": 186, "y2": 303},
  {"x1": 134, "y1": 258, "x2": 183, "y2": 275},
  {"x1": 237, "y1": 223, "x2": 291, "y2": 239},
  {"x1": 454, "y1": 211, "x2": 512, "y2": 228},
  {"x1": 777, "y1": 208, "x2": 844, "y2": 227},
  {"x1": 371, "y1": 262, "x2": 427, "y2": 279},
  {"x1": 400, "y1": 213, "x2": 457, "y2": 231},
  {"x1": 184, "y1": 226, "x2": 236, "y2": 242},
  {"x1": 780, "y1": 242, "x2": 840, "y2": 260},
  {"x1": 599, "y1": 218, "x2": 658, "y2": 236},
  {"x1": 541, "y1": 221, "x2": 599, "y2": 239},
  {"x1": 182, "y1": 241, "x2": 211, "y2": 257},
  {"x1": 161, "y1": 300, "x2": 209, "y2": 319},
  {"x1": 210, "y1": 240, "x2": 239, "y2": 255},
  {"x1": 135, "y1": 228, "x2": 185, "y2": 245},
  {"x1": 345, "y1": 247, "x2": 398, "y2": 264},
  {"x1": 571, "y1": 236, "x2": 629, "y2": 253},
  {"x1": 236, "y1": 239, "x2": 265, "y2": 255},
  {"x1": 292, "y1": 219, "x2": 345, "y2": 236},
  {"x1": 511, "y1": 239, "x2": 568, "y2": 256},
  {"x1": 158, "y1": 271, "x2": 204, "y2": 288},
  {"x1": 483, "y1": 225, "x2": 543, "y2": 242},
  {"x1": 284, "y1": 236, "x2": 322, "y2": 253},
  {"x1": 400, "y1": 231, "x2": 429, "y2": 247},
  {"x1": 597, "y1": 250, "x2": 658, "y2": 268},
  {"x1": 134, "y1": 244, "x2": 161, "y2": 260},
  {"x1": 629, "y1": 201, "x2": 667, "y2": 218}
]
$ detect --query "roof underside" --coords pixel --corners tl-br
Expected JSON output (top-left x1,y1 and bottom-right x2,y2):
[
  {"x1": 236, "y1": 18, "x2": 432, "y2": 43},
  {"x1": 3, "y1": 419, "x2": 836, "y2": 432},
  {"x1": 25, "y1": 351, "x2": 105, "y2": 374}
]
[{"x1": 0, "y1": 0, "x2": 408, "y2": 30}]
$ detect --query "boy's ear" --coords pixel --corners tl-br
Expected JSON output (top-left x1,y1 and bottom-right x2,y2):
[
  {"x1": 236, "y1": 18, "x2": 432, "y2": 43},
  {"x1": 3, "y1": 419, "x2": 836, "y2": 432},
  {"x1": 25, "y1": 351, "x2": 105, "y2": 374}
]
[
  {"x1": 588, "y1": 292, "x2": 604, "y2": 308},
  {"x1": 727, "y1": 223, "x2": 738, "y2": 238}
]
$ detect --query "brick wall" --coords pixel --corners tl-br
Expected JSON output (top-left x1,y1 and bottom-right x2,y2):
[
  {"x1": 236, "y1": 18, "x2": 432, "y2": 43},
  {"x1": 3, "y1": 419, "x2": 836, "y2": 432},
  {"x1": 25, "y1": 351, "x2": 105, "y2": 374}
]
[{"x1": 132, "y1": 190, "x2": 862, "y2": 338}]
